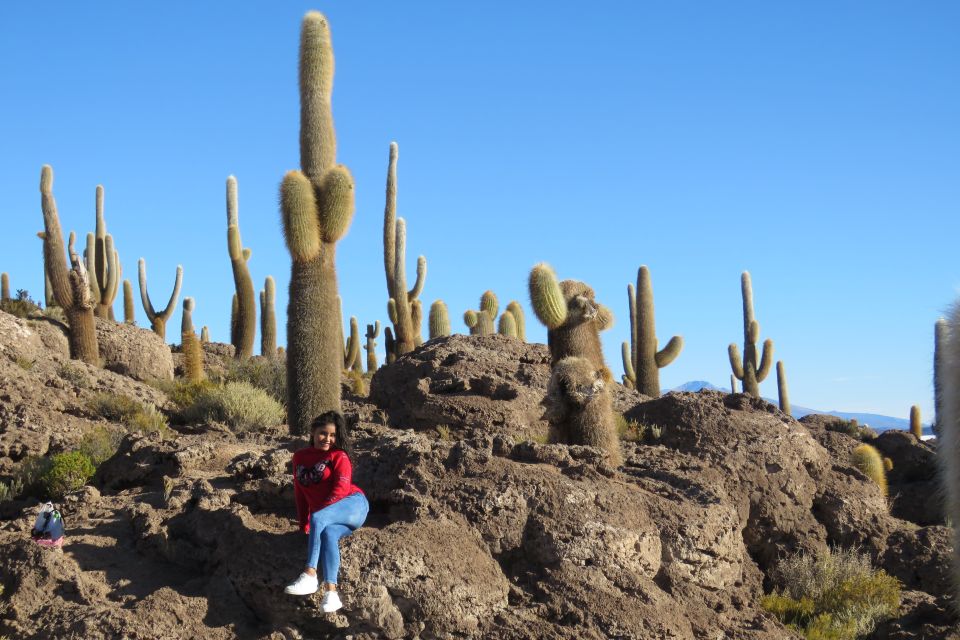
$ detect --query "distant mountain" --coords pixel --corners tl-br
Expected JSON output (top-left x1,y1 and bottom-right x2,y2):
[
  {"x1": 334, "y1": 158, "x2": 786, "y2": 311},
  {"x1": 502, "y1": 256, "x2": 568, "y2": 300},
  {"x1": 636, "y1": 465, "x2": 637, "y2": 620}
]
[{"x1": 669, "y1": 381, "x2": 927, "y2": 434}]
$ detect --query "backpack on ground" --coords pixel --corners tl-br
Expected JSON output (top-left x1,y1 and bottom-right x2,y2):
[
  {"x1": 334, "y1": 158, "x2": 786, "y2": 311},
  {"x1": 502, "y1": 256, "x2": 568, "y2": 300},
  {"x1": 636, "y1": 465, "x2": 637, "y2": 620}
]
[{"x1": 30, "y1": 502, "x2": 65, "y2": 548}]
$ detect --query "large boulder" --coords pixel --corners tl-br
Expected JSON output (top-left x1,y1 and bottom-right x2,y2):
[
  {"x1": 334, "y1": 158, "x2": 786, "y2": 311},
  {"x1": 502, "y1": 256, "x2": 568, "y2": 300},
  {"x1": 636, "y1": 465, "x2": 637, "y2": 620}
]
[{"x1": 96, "y1": 318, "x2": 173, "y2": 381}]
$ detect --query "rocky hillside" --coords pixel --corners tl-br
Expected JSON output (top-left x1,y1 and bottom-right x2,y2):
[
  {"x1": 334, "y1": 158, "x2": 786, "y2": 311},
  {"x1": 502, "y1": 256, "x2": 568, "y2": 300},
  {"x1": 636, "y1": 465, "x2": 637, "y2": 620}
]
[{"x1": 0, "y1": 310, "x2": 955, "y2": 639}]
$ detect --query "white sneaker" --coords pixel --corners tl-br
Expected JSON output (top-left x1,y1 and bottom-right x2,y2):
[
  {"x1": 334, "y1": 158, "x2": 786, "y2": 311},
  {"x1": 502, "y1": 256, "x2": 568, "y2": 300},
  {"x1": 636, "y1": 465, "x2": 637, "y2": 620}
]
[
  {"x1": 320, "y1": 589, "x2": 343, "y2": 613},
  {"x1": 284, "y1": 572, "x2": 319, "y2": 595}
]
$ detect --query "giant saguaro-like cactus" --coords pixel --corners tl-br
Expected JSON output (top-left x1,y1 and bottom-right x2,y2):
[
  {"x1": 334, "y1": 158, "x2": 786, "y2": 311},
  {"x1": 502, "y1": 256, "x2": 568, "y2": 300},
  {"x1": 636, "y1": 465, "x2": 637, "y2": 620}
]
[
  {"x1": 938, "y1": 302, "x2": 960, "y2": 605},
  {"x1": 260, "y1": 276, "x2": 276, "y2": 359},
  {"x1": 621, "y1": 266, "x2": 683, "y2": 397},
  {"x1": 728, "y1": 271, "x2": 773, "y2": 398},
  {"x1": 86, "y1": 185, "x2": 121, "y2": 320},
  {"x1": 39, "y1": 165, "x2": 99, "y2": 364},
  {"x1": 138, "y1": 258, "x2": 183, "y2": 341},
  {"x1": 383, "y1": 142, "x2": 426, "y2": 359},
  {"x1": 227, "y1": 176, "x2": 256, "y2": 360},
  {"x1": 280, "y1": 11, "x2": 356, "y2": 435}
]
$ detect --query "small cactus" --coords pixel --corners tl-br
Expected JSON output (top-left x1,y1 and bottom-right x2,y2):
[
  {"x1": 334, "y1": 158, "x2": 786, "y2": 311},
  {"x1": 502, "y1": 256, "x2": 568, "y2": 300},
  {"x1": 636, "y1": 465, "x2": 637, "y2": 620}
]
[
  {"x1": 506, "y1": 301, "x2": 526, "y2": 342},
  {"x1": 39, "y1": 165, "x2": 99, "y2": 364},
  {"x1": 200, "y1": 326, "x2": 210, "y2": 343},
  {"x1": 728, "y1": 271, "x2": 773, "y2": 398},
  {"x1": 498, "y1": 310, "x2": 518, "y2": 337},
  {"x1": 910, "y1": 405, "x2": 923, "y2": 440},
  {"x1": 137, "y1": 258, "x2": 183, "y2": 341},
  {"x1": 180, "y1": 297, "x2": 204, "y2": 383},
  {"x1": 1, "y1": 273, "x2": 9, "y2": 301},
  {"x1": 364, "y1": 321, "x2": 380, "y2": 372},
  {"x1": 480, "y1": 290, "x2": 498, "y2": 322},
  {"x1": 429, "y1": 300, "x2": 450, "y2": 339},
  {"x1": 227, "y1": 176, "x2": 256, "y2": 360},
  {"x1": 122, "y1": 279, "x2": 135, "y2": 324},
  {"x1": 777, "y1": 360, "x2": 791, "y2": 416},
  {"x1": 852, "y1": 443, "x2": 887, "y2": 497},
  {"x1": 86, "y1": 185, "x2": 121, "y2": 320},
  {"x1": 260, "y1": 276, "x2": 277, "y2": 359},
  {"x1": 621, "y1": 266, "x2": 683, "y2": 397}
]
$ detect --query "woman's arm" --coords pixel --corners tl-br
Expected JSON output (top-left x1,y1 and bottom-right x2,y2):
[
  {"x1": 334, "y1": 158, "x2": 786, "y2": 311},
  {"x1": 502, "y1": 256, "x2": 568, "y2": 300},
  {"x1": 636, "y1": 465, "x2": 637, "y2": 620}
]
[{"x1": 320, "y1": 451, "x2": 356, "y2": 508}]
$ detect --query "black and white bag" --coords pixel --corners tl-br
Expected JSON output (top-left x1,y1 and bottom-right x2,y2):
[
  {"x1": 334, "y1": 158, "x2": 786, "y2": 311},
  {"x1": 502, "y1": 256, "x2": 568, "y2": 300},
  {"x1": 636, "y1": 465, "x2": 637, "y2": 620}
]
[{"x1": 30, "y1": 502, "x2": 65, "y2": 548}]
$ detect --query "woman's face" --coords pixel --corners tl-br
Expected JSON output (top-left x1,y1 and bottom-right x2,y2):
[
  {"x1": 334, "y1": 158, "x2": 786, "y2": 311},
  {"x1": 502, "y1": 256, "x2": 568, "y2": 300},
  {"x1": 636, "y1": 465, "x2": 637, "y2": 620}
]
[{"x1": 312, "y1": 423, "x2": 337, "y2": 451}]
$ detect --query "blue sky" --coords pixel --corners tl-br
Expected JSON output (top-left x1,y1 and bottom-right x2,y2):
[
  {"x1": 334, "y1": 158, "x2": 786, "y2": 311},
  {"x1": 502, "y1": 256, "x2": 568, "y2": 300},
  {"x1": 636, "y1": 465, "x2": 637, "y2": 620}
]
[{"x1": 2, "y1": 3, "x2": 957, "y2": 419}]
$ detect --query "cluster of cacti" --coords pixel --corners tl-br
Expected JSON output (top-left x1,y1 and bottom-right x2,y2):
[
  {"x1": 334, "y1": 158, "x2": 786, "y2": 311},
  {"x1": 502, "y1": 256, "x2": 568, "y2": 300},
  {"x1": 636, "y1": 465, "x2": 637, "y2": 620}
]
[
  {"x1": 909, "y1": 405, "x2": 922, "y2": 439},
  {"x1": 226, "y1": 176, "x2": 256, "y2": 360},
  {"x1": 260, "y1": 276, "x2": 276, "y2": 358},
  {"x1": 620, "y1": 266, "x2": 683, "y2": 396},
  {"x1": 429, "y1": 300, "x2": 450, "y2": 339},
  {"x1": 852, "y1": 443, "x2": 887, "y2": 497},
  {"x1": 180, "y1": 297, "x2": 204, "y2": 382},
  {"x1": 280, "y1": 11, "x2": 356, "y2": 435},
  {"x1": 777, "y1": 361, "x2": 791, "y2": 416},
  {"x1": 364, "y1": 321, "x2": 380, "y2": 371},
  {"x1": 1, "y1": 273, "x2": 9, "y2": 301},
  {"x1": 728, "y1": 271, "x2": 774, "y2": 398},
  {"x1": 463, "y1": 291, "x2": 525, "y2": 340},
  {"x1": 85, "y1": 185, "x2": 122, "y2": 320},
  {"x1": 137, "y1": 258, "x2": 183, "y2": 341},
  {"x1": 382, "y1": 142, "x2": 427, "y2": 359},
  {"x1": 38, "y1": 166, "x2": 100, "y2": 364},
  {"x1": 529, "y1": 263, "x2": 620, "y2": 464}
]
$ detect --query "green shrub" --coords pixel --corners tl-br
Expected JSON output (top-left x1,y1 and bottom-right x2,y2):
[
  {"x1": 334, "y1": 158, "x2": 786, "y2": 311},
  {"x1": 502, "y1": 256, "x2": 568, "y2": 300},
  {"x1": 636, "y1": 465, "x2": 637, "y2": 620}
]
[
  {"x1": 78, "y1": 426, "x2": 123, "y2": 465},
  {"x1": 0, "y1": 290, "x2": 41, "y2": 319},
  {"x1": 150, "y1": 378, "x2": 217, "y2": 411},
  {"x1": 87, "y1": 392, "x2": 169, "y2": 437},
  {"x1": 57, "y1": 362, "x2": 90, "y2": 388},
  {"x1": 762, "y1": 547, "x2": 901, "y2": 640},
  {"x1": 220, "y1": 357, "x2": 286, "y2": 405},
  {"x1": 182, "y1": 381, "x2": 285, "y2": 432},
  {"x1": 41, "y1": 451, "x2": 96, "y2": 498},
  {"x1": 127, "y1": 405, "x2": 169, "y2": 436},
  {"x1": 826, "y1": 419, "x2": 877, "y2": 441}
]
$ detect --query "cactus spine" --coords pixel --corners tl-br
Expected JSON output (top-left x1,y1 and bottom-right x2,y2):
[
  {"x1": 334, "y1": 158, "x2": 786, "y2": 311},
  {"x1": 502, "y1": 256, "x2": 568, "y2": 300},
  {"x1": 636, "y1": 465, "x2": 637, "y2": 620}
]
[
  {"x1": 910, "y1": 405, "x2": 922, "y2": 440},
  {"x1": 38, "y1": 165, "x2": 99, "y2": 364},
  {"x1": 87, "y1": 185, "x2": 121, "y2": 320},
  {"x1": 935, "y1": 318, "x2": 948, "y2": 436},
  {"x1": 852, "y1": 443, "x2": 887, "y2": 497},
  {"x1": 260, "y1": 276, "x2": 276, "y2": 359},
  {"x1": 280, "y1": 11, "x2": 356, "y2": 435},
  {"x1": 728, "y1": 271, "x2": 773, "y2": 398},
  {"x1": 429, "y1": 300, "x2": 450, "y2": 339},
  {"x1": 506, "y1": 301, "x2": 526, "y2": 341},
  {"x1": 1, "y1": 273, "x2": 8, "y2": 301},
  {"x1": 137, "y1": 258, "x2": 183, "y2": 341},
  {"x1": 365, "y1": 321, "x2": 380, "y2": 372},
  {"x1": 122, "y1": 279, "x2": 135, "y2": 324},
  {"x1": 226, "y1": 176, "x2": 256, "y2": 360},
  {"x1": 621, "y1": 266, "x2": 683, "y2": 397},
  {"x1": 776, "y1": 360, "x2": 791, "y2": 416},
  {"x1": 382, "y1": 142, "x2": 427, "y2": 359}
]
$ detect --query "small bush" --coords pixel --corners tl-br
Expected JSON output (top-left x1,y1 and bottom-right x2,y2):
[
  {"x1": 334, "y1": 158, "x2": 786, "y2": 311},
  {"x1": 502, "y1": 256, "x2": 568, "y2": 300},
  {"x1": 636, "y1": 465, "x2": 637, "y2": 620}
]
[
  {"x1": 14, "y1": 357, "x2": 34, "y2": 370},
  {"x1": 221, "y1": 357, "x2": 286, "y2": 405},
  {"x1": 182, "y1": 381, "x2": 285, "y2": 432},
  {"x1": 436, "y1": 425, "x2": 451, "y2": 441},
  {"x1": 616, "y1": 414, "x2": 661, "y2": 443},
  {"x1": 827, "y1": 419, "x2": 877, "y2": 441},
  {"x1": 78, "y1": 426, "x2": 123, "y2": 465},
  {"x1": 0, "y1": 290, "x2": 42, "y2": 319},
  {"x1": 151, "y1": 378, "x2": 217, "y2": 412},
  {"x1": 87, "y1": 392, "x2": 169, "y2": 437},
  {"x1": 127, "y1": 405, "x2": 169, "y2": 436},
  {"x1": 762, "y1": 547, "x2": 901, "y2": 640},
  {"x1": 41, "y1": 451, "x2": 96, "y2": 499},
  {"x1": 57, "y1": 362, "x2": 90, "y2": 388}
]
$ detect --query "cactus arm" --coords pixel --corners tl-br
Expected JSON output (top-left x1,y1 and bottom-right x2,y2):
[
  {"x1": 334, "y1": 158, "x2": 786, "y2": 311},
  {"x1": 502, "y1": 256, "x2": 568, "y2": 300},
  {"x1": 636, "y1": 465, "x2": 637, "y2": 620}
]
[
  {"x1": 411, "y1": 299, "x2": 423, "y2": 346},
  {"x1": 595, "y1": 304, "x2": 614, "y2": 331},
  {"x1": 159, "y1": 265, "x2": 184, "y2": 321},
  {"x1": 383, "y1": 142, "x2": 398, "y2": 296},
  {"x1": 728, "y1": 343, "x2": 744, "y2": 380},
  {"x1": 85, "y1": 233, "x2": 101, "y2": 304},
  {"x1": 755, "y1": 338, "x2": 774, "y2": 382},
  {"x1": 317, "y1": 165, "x2": 355, "y2": 243},
  {"x1": 529, "y1": 263, "x2": 567, "y2": 329},
  {"x1": 280, "y1": 170, "x2": 321, "y2": 262},
  {"x1": 654, "y1": 336, "x2": 683, "y2": 368},
  {"x1": 106, "y1": 239, "x2": 120, "y2": 304},
  {"x1": 464, "y1": 310, "x2": 478, "y2": 331},
  {"x1": 408, "y1": 255, "x2": 426, "y2": 300},
  {"x1": 480, "y1": 291, "x2": 499, "y2": 320},
  {"x1": 345, "y1": 316, "x2": 360, "y2": 369},
  {"x1": 182, "y1": 297, "x2": 195, "y2": 334},
  {"x1": 388, "y1": 299, "x2": 398, "y2": 325},
  {"x1": 137, "y1": 258, "x2": 157, "y2": 320},
  {"x1": 621, "y1": 341, "x2": 636, "y2": 385},
  {"x1": 298, "y1": 11, "x2": 336, "y2": 180},
  {"x1": 627, "y1": 283, "x2": 637, "y2": 379},
  {"x1": 40, "y1": 166, "x2": 74, "y2": 308}
]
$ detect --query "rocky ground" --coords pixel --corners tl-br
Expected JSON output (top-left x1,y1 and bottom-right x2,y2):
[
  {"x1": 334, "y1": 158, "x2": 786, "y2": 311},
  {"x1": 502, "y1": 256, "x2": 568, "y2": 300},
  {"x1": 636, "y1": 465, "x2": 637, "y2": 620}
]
[{"x1": 0, "y1": 310, "x2": 956, "y2": 639}]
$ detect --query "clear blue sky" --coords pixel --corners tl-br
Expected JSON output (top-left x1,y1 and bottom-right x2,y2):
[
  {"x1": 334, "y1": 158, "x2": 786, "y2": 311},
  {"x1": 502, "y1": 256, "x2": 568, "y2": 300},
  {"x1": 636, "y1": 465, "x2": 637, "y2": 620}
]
[{"x1": 2, "y1": 3, "x2": 958, "y2": 419}]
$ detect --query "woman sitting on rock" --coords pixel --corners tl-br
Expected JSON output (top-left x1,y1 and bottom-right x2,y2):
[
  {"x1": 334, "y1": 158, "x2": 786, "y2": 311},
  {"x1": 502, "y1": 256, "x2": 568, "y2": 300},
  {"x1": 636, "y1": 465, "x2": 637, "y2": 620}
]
[{"x1": 285, "y1": 411, "x2": 369, "y2": 613}]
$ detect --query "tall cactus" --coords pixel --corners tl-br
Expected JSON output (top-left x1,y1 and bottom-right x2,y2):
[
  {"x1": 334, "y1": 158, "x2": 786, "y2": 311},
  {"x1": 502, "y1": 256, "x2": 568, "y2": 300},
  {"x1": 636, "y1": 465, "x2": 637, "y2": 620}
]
[
  {"x1": 728, "y1": 271, "x2": 773, "y2": 398},
  {"x1": 938, "y1": 303, "x2": 960, "y2": 605},
  {"x1": 935, "y1": 318, "x2": 948, "y2": 437},
  {"x1": 181, "y1": 298, "x2": 204, "y2": 383},
  {"x1": 87, "y1": 185, "x2": 121, "y2": 320},
  {"x1": 122, "y1": 279, "x2": 135, "y2": 324},
  {"x1": 227, "y1": 176, "x2": 256, "y2": 360},
  {"x1": 1, "y1": 273, "x2": 9, "y2": 301},
  {"x1": 383, "y1": 142, "x2": 427, "y2": 359},
  {"x1": 621, "y1": 266, "x2": 683, "y2": 397},
  {"x1": 344, "y1": 316, "x2": 361, "y2": 371},
  {"x1": 280, "y1": 11, "x2": 356, "y2": 435},
  {"x1": 181, "y1": 296, "x2": 195, "y2": 335},
  {"x1": 364, "y1": 321, "x2": 380, "y2": 372},
  {"x1": 910, "y1": 405, "x2": 922, "y2": 440},
  {"x1": 506, "y1": 301, "x2": 526, "y2": 341},
  {"x1": 260, "y1": 276, "x2": 277, "y2": 359},
  {"x1": 429, "y1": 300, "x2": 450, "y2": 339},
  {"x1": 38, "y1": 165, "x2": 99, "y2": 364},
  {"x1": 777, "y1": 360, "x2": 791, "y2": 416},
  {"x1": 138, "y1": 258, "x2": 183, "y2": 341},
  {"x1": 200, "y1": 326, "x2": 210, "y2": 343}
]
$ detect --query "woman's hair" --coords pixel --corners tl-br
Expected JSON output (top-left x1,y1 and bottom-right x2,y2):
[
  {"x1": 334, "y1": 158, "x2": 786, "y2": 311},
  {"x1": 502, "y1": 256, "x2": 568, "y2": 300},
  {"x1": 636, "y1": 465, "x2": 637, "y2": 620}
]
[{"x1": 310, "y1": 411, "x2": 351, "y2": 456}]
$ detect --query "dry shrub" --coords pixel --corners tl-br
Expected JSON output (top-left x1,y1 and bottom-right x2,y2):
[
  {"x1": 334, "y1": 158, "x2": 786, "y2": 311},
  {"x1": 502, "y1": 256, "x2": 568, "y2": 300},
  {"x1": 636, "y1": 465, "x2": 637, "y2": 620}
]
[
  {"x1": 221, "y1": 357, "x2": 286, "y2": 405},
  {"x1": 182, "y1": 381, "x2": 285, "y2": 432}
]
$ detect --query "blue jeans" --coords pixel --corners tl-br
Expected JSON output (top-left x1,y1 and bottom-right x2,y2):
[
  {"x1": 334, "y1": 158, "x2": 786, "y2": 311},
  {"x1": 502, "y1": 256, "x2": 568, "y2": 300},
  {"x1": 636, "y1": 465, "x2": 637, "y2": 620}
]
[{"x1": 306, "y1": 492, "x2": 369, "y2": 584}]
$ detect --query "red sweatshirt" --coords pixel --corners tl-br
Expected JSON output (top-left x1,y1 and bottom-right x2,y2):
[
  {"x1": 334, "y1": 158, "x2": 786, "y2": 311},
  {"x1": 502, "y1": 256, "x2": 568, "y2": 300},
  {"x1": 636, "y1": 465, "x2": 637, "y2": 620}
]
[{"x1": 292, "y1": 447, "x2": 364, "y2": 533}]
